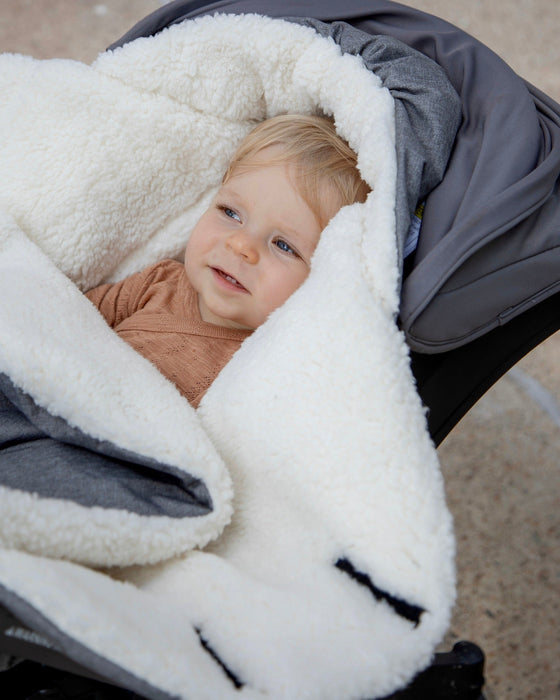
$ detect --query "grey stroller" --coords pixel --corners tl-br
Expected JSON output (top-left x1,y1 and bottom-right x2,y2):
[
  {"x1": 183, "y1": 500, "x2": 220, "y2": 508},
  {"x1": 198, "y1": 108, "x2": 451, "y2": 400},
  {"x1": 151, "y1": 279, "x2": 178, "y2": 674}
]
[{"x1": 1, "y1": 1, "x2": 558, "y2": 698}]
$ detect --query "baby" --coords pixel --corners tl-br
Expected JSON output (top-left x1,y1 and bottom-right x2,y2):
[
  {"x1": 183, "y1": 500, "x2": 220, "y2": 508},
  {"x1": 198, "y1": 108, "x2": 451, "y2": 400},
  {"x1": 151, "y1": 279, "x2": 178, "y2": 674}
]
[{"x1": 86, "y1": 115, "x2": 369, "y2": 407}]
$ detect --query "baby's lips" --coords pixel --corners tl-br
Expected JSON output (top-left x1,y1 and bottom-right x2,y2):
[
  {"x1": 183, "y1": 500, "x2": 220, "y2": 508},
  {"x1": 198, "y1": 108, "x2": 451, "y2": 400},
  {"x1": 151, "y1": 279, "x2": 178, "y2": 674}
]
[{"x1": 213, "y1": 266, "x2": 249, "y2": 292}]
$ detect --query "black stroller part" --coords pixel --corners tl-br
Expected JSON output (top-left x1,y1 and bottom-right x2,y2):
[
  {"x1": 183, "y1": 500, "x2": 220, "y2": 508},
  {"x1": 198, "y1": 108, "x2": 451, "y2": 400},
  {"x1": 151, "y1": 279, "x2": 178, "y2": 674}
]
[
  {"x1": 0, "y1": 603, "x2": 166, "y2": 700},
  {"x1": 380, "y1": 641, "x2": 486, "y2": 700},
  {"x1": 0, "y1": 604, "x2": 106, "y2": 686},
  {"x1": 1, "y1": 654, "x2": 486, "y2": 700},
  {"x1": 0, "y1": 661, "x2": 142, "y2": 700},
  {"x1": 1, "y1": 602, "x2": 486, "y2": 700},
  {"x1": 111, "y1": 0, "x2": 560, "y2": 355},
  {"x1": 1, "y1": 655, "x2": 486, "y2": 700},
  {"x1": 412, "y1": 286, "x2": 560, "y2": 446}
]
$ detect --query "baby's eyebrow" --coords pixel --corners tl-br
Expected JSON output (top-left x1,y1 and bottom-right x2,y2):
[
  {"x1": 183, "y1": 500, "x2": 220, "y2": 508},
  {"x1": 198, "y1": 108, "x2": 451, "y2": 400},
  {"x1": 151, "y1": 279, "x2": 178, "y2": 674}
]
[
  {"x1": 280, "y1": 227, "x2": 318, "y2": 260},
  {"x1": 281, "y1": 224, "x2": 309, "y2": 244},
  {"x1": 216, "y1": 184, "x2": 243, "y2": 203}
]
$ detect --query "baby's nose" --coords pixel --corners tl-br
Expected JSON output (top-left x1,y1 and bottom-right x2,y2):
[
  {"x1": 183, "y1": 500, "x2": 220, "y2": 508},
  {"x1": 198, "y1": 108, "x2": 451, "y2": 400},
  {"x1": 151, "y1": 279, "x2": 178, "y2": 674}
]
[{"x1": 226, "y1": 231, "x2": 259, "y2": 264}]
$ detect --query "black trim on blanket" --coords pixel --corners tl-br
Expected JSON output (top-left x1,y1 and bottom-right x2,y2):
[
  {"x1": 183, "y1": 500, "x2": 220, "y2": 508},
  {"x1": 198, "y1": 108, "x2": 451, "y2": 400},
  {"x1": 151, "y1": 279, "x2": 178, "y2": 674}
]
[
  {"x1": 195, "y1": 627, "x2": 244, "y2": 690},
  {"x1": 335, "y1": 558, "x2": 425, "y2": 627}
]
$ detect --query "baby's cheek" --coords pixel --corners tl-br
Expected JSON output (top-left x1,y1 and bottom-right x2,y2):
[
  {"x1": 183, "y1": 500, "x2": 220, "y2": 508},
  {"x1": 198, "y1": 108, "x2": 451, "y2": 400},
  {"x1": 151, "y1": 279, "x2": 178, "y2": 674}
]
[{"x1": 267, "y1": 273, "x2": 306, "y2": 314}]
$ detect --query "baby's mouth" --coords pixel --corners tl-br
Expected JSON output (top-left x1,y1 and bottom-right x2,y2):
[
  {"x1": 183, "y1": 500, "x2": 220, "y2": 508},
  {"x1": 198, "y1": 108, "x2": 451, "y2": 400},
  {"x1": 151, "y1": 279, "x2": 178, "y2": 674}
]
[{"x1": 212, "y1": 267, "x2": 249, "y2": 292}]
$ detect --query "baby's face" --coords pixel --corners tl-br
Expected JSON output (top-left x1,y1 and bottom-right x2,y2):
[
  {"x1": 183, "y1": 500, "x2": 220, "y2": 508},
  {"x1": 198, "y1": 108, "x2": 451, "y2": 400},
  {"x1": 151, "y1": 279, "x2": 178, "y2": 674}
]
[{"x1": 185, "y1": 160, "x2": 323, "y2": 330}]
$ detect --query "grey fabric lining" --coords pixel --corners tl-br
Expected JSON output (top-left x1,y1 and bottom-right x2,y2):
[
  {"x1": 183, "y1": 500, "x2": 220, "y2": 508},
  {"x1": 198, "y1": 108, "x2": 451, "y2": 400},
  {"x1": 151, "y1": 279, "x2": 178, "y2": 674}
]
[{"x1": 0, "y1": 373, "x2": 212, "y2": 518}]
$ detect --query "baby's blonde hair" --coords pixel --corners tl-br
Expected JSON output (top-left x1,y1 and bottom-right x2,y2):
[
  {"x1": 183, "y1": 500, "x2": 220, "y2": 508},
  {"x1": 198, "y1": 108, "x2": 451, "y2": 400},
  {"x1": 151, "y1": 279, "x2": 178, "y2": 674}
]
[{"x1": 223, "y1": 114, "x2": 370, "y2": 228}]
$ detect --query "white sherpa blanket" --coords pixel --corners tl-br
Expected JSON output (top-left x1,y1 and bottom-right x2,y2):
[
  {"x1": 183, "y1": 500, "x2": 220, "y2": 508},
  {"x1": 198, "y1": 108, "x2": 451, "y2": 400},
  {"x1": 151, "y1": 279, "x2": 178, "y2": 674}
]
[{"x1": 0, "y1": 14, "x2": 455, "y2": 700}]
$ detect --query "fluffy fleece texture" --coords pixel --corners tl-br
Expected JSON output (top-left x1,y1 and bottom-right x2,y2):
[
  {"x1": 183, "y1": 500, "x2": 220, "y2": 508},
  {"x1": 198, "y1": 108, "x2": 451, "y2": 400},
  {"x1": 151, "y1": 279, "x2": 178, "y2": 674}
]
[{"x1": 0, "y1": 14, "x2": 455, "y2": 700}]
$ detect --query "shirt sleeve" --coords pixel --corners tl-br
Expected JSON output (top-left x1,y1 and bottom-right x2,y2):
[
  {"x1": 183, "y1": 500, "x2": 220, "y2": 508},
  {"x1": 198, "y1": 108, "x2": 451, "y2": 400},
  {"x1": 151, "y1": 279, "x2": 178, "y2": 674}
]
[{"x1": 85, "y1": 262, "x2": 165, "y2": 328}]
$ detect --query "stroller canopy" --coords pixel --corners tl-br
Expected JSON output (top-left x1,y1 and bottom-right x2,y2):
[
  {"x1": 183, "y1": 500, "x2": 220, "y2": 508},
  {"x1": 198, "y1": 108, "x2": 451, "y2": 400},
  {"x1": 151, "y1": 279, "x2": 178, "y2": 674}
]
[{"x1": 115, "y1": 0, "x2": 560, "y2": 353}]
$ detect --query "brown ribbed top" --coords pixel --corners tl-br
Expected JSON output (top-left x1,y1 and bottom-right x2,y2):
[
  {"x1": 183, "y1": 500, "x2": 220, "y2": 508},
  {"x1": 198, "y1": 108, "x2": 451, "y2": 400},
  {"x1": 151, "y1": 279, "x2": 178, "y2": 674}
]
[{"x1": 86, "y1": 260, "x2": 251, "y2": 407}]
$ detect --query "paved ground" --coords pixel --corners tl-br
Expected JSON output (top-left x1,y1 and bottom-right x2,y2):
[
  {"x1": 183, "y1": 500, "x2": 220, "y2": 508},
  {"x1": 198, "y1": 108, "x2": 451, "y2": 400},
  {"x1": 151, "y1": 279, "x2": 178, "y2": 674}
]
[{"x1": 1, "y1": 2, "x2": 558, "y2": 698}]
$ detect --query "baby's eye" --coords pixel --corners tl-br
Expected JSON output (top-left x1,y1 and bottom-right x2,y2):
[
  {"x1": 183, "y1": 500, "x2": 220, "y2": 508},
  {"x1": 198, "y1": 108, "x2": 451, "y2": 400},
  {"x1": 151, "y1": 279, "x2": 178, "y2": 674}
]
[
  {"x1": 274, "y1": 239, "x2": 297, "y2": 256},
  {"x1": 225, "y1": 208, "x2": 241, "y2": 222},
  {"x1": 219, "y1": 205, "x2": 241, "y2": 222}
]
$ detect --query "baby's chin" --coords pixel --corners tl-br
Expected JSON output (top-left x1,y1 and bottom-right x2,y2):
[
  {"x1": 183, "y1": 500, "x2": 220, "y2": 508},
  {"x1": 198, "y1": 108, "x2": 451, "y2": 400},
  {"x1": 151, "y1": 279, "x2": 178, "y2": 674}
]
[{"x1": 199, "y1": 299, "x2": 256, "y2": 331}]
